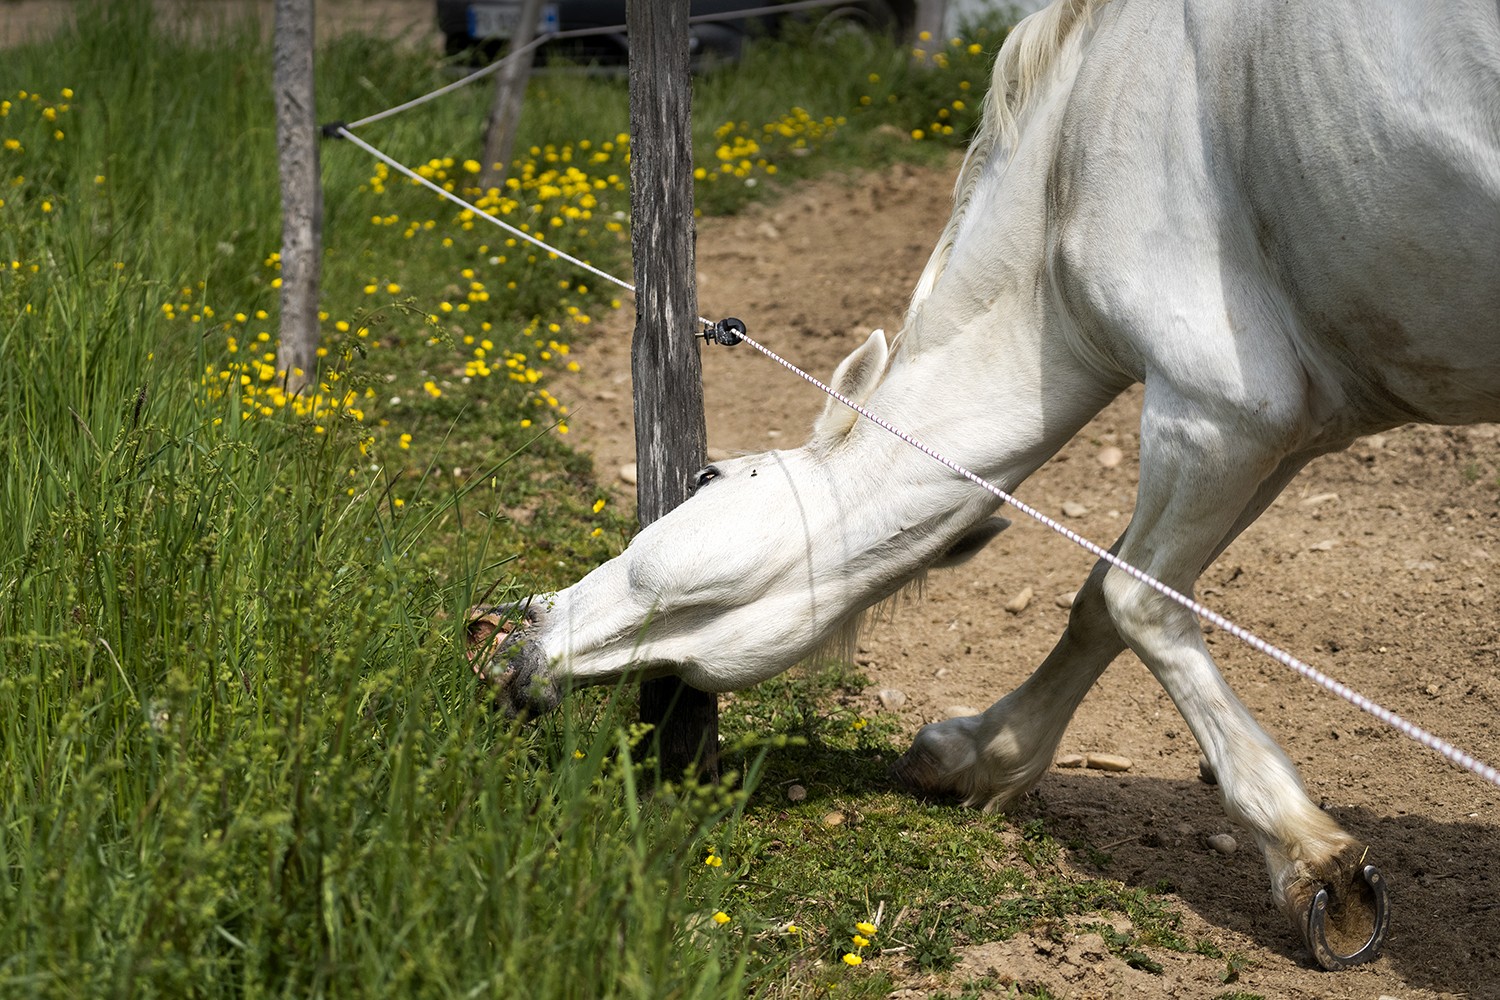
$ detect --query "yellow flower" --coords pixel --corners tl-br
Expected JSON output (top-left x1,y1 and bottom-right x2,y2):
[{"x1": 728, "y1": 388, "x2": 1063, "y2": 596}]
[
  {"x1": 423, "y1": 380, "x2": 442, "y2": 398},
  {"x1": 573, "y1": 749, "x2": 585, "y2": 759},
  {"x1": 911, "y1": 129, "x2": 925, "y2": 141},
  {"x1": 592, "y1": 498, "x2": 606, "y2": 513},
  {"x1": 393, "y1": 498, "x2": 405, "y2": 508},
  {"x1": 855, "y1": 921, "x2": 877, "y2": 936},
  {"x1": 386, "y1": 282, "x2": 401, "y2": 294},
  {"x1": 852, "y1": 934, "x2": 869, "y2": 947},
  {"x1": 712, "y1": 911, "x2": 731, "y2": 926},
  {"x1": 704, "y1": 853, "x2": 722, "y2": 867},
  {"x1": 842, "y1": 953, "x2": 862, "y2": 966}
]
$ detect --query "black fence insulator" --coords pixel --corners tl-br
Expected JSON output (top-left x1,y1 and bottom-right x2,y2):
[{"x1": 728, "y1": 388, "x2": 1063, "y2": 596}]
[{"x1": 700, "y1": 317, "x2": 746, "y2": 346}]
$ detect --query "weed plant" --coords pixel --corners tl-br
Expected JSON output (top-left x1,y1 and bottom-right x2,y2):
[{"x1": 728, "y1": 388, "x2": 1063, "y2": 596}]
[{"x1": 0, "y1": 3, "x2": 1208, "y2": 996}]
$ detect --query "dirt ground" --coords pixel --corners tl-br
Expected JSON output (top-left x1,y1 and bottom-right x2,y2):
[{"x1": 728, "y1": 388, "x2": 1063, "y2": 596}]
[{"x1": 558, "y1": 160, "x2": 1500, "y2": 998}]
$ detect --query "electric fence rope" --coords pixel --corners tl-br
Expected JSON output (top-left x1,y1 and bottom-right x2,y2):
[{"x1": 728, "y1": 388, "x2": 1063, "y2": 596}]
[{"x1": 325, "y1": 66, "x2": 1500, "y2": 794}]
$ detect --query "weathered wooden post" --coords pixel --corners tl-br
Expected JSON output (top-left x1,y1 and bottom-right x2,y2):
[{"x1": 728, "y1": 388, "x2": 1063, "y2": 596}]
[
  {"x1": 479, "y1": 0, "x2": 544, "y2": 189},
  {"x1": 273, "y1": 0, "x2": 321, "y2": 394},
  {"x1": 627, "y1": 0, "x2": 720, "y2": 780}
]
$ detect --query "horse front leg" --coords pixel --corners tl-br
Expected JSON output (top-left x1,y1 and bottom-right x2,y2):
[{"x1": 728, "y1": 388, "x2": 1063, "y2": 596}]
[
  {"x1": 891, "y1": 552, "x2": 1126, "y2": 809},
  {"x1": 1094, "y1": 395, "x2": 1384, "y2": 969}
]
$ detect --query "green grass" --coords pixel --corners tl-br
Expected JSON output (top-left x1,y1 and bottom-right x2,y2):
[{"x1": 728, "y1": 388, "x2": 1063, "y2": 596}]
[{"x1": 0, "y1": 3, "x2": 1212, "y2": 996}]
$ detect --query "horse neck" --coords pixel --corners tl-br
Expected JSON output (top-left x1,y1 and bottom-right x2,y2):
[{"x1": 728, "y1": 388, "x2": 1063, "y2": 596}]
[{"x1": 870, "y1": 237, "x2": 1122, "y2": 497}]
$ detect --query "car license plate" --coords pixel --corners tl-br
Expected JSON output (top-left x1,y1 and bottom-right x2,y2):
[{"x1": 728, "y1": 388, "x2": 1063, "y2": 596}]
[{"x1": 467, "y1": 2, "x2": 559, "y2": 40}]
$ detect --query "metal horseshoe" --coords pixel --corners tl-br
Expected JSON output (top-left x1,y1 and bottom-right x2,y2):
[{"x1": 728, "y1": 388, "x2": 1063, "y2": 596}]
[{"x1": 1306, "y1": 864, "x2": 1390, "y2": 970}]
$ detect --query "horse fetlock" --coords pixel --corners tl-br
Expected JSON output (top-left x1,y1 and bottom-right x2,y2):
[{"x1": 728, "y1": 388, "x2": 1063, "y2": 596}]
[
  {"x1": 891, "y1": 717, "x2": 980, "y2": 802},
  {"x1": 891, "y1": 715, "x2": 1050, "y2": 811}
]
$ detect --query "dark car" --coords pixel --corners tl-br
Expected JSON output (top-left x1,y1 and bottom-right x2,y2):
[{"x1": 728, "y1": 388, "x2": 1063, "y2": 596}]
[{"x1": 436, "y1": 0, "x2": 914, "y2": 65}]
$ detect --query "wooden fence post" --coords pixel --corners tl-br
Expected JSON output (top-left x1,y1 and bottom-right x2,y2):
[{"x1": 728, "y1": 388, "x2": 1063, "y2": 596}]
[
  {"x1": 273, "y1": 0, "x2": 321, "y2": 395},
  {"x1": 479, "y1": 0, "x2": 544, "y2": 189},
  {"x1": 627, "y1": 0, "x2": 720, "y2": 781}
]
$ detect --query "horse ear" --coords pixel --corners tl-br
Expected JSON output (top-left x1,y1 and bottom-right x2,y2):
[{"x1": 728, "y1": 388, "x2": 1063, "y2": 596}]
[
  {"x1": 932, "y1": 516, "x2": 1011, "y2": 568},
  {"x1": 811, "y1": 329, "x2": 888, "y2": 444}
]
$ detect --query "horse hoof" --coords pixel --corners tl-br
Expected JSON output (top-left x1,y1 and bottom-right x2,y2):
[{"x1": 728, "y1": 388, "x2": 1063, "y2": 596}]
[{"x1": 1302, "y1": 863, "x2": 1389, "y2": 970}]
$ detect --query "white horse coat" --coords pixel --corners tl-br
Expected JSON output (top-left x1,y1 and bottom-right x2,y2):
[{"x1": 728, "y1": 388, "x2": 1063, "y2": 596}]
[{"x1": 470, "y1": 0, "x2": 1500, "y2": 967}]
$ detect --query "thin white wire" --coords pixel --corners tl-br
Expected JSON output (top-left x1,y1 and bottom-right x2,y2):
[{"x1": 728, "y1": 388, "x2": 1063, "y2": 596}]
[
  {"x1": 328, "y1": 125, "x2": 1500, "y2": 793},
  {"x1": 335, "y1": 127, "x2": 640, "y2": 299},
  {"x1": 346, "y1": 31, "x2": 558, "y2": 130},
  {"x1": 345, "y1": 0, "x2": 877, "y2": 131}
]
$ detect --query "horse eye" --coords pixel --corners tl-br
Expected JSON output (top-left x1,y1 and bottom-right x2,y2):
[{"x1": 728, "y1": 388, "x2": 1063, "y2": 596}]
[{"x1": 694, "y1": 466, "x2": 720, "y2": 491}]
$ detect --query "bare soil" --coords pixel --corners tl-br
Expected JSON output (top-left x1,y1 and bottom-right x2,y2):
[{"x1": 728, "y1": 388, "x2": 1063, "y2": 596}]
[{"x1": 558, "y1": 160, "x2": 1500, "y2": 999}]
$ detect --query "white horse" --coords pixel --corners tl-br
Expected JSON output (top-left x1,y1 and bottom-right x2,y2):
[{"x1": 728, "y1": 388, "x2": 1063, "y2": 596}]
[{"x1": 468, "y1": 0, "x2": 1500, "y2": 968}]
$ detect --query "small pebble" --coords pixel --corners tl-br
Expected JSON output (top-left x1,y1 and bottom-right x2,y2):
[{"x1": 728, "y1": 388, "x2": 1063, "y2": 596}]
[
  {"x1": 878, "y1": 688, "x2": 907, "y2": 710},
  {"x1": 1085, "y1": 753, "x2": 1133, "y2": 772},
  {"x1": 1097, "y1": 446, "x2": 1123, "y2": 468},
  {"x1": 1004, "y1": 587, "x2": 1034, "y2": 614},
  {"x1": 1309, "y1": 539, "x2": 1337, "y2": 551},
  {"x1": 1198, "y1": 756, "x2": 1218, "y2": 785},
  {"x1": 943, "y1": 705, "x2": 980, "y2": 719},
  {"x1": 822, "y1": 810, "x2": 846, "y2": 827},
  {"x1": 1062, "y1": 501, "x2": 1089, "y2": 518},
  {"x1": 1055, "y1": 591, "x2": 1077, "y2": 609},
  {"x1": 933, "y1": 667, "x2": 950, "y2": 679},
  {"x1": 1055, "y1": 754, "x2": 1087, "y2": 769},
  {"x1": 620, "y1": 462, "x2": 638, "y2": 485},
  {"x1": 786, "y1": 783, "x2": 807, "y2": 802},
  {"x1": 1207, "y1": 833, "x2": 1238, "y2": 855}
]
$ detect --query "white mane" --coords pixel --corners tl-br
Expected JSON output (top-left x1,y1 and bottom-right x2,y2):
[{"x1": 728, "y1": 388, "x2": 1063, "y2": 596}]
[{"x1": 901, "y1": 0, "x2": 1105, "y2": 329}]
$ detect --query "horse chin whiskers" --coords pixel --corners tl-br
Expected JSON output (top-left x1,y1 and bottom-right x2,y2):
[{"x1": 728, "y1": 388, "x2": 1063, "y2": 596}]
[{"x1": 805, "y1": 572, "x2": 929, "y2": 668}]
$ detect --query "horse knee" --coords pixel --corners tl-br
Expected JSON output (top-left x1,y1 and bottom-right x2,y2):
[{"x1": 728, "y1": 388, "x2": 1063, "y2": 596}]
[
  {"x1": 1101, "y1": 565, "x2": 1159, "y2": 643},
  {"x1": 1062, "y1": 571, "x2": 1116, "y2": 644}
]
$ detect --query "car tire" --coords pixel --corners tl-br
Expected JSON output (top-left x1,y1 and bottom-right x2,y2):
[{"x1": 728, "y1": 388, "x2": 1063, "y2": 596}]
[{"x1": 810, "y1": 1, "x2": 900, "y2": 45}]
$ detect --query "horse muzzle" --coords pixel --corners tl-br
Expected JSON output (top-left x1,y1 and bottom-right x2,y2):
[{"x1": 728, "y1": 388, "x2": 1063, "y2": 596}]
[{"x1": 465, "y1": 600, "x2": 561, "y2": 718}]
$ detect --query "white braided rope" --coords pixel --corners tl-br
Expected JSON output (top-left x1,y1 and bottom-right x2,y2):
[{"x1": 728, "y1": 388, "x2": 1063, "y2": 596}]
[
  {"x1": 326, "y1": 126, "x2": 1500, "y2": 791},
  {"x1": 735, "y1": 332, "x2": 1500, "y2": 790}
]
